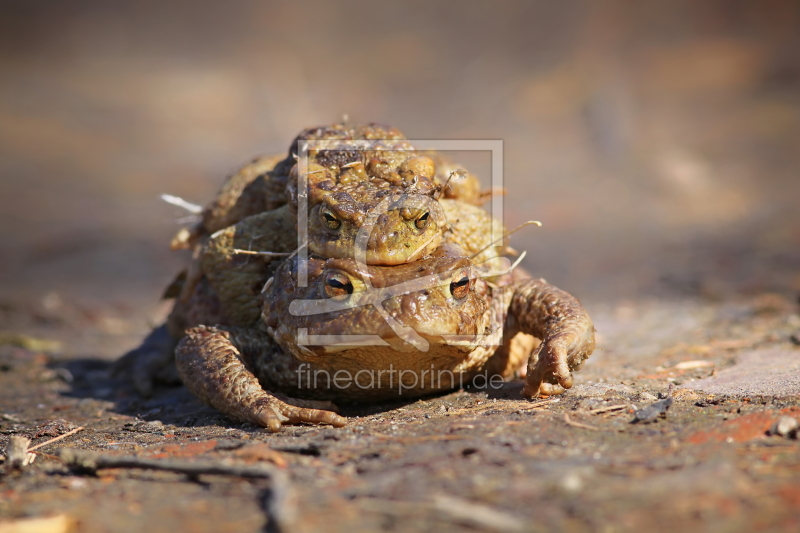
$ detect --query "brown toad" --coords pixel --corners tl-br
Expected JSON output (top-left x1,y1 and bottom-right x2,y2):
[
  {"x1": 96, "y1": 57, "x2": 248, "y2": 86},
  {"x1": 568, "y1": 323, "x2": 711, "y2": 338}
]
[
  {"x1": 170, "y1": 123, "x2": 485, "y2": 266},
  {"x1": 175, "y1": 245, "x2": 595, "y2": 431}
]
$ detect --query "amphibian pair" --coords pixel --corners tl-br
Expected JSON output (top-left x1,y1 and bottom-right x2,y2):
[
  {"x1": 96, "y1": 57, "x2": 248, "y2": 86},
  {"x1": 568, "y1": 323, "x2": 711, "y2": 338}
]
[{"x1": 122, "y1": 123, "x2": 596, "y2": 432}]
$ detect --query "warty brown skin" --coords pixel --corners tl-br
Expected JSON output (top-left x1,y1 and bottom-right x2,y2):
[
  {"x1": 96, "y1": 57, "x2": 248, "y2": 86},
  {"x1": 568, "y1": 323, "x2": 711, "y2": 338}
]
[
  {"x1": 175, "y1": 247, "x2": 595, "y2": 432},
  {"x1": 507, "y1": 277, "x2": 596, "y2": 397},
  {"x1": 176, "y1": 247, "x2": 493, "y2": 430},
  {"x1": 126, "y1": 192, "x2": 507, "y2": 397},
  {"x1": 167, "y1": 198, "x2": 507, "y2": 334},
  {"x1": 171, "y1": 123, "x2": 486, "y2": 265},
  {"x1": 129, "y1": 123, "x2": 594, "y2": 425},
  {"x1": 291, "y1": 160, "x2": 448, "y2": 265},
  {"x1": 175, "y1": 326, "x2": 346, "y2": 432}
]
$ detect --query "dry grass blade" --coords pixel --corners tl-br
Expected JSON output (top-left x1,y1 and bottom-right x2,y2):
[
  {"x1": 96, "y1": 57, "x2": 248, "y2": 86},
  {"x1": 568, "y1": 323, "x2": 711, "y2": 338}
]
[
  {"x1": 29, "y1": 427, "x2": 84, "y2": 452},
  {"x1": 674, "y1": 360, "x2": 715, "y2": 370},
  {"x1": 449, "y1": 397, "x2": 554, "y2": 417},
  {"x1": 359, "y1": 496, "x2": 525, "y2": 532},
  {"x1": 521, "y1": 398, "x2": 555, "y2": 409},
  {"x1": 370, "y1": 434, "x2": 465, "y2": 443},
  {"x1": 432, "y1": 495, "x2": 525, "y2": 532},
  {"x1": 588, "y1": 404, "x2": 629, "y2": 414},
  {"x1": 563, "y1": 412, "x2": 600, "y2": 431},
  {"x1": 160, "y1": 193, "x2": 201, "y2": 214},
  {"x1": 232, "y1": 249, "x2": 293, "y2": 256}
]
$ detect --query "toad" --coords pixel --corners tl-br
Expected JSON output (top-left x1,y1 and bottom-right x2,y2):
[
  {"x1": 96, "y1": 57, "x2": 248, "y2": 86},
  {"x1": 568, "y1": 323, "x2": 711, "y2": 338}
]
[
  {"x1": 175, "y1": 245, "x2": 595, "y2": 431},
  {"x1": 170, "y1": 123, "x2": 486, "y2": 266}
]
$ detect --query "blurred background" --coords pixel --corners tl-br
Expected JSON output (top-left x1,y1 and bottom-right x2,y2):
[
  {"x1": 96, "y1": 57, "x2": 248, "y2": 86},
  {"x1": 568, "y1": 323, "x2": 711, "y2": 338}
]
[{"x1": 1, "y1": 0, "x2": 799, "y2": 355}]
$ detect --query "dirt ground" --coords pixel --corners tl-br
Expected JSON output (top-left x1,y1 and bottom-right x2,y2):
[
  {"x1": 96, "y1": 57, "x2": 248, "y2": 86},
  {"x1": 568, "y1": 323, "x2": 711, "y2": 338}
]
[{"x1": 1, "y1": 2, "x2": 800, "y2": 532}]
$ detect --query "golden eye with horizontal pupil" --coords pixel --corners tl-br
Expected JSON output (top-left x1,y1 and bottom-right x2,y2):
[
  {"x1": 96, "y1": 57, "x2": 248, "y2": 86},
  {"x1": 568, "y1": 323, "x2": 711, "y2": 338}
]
[
  {"x1": 415, "y1": 211, "x2": 430, "y2": 229},
  {"x1": 450, "y1": 270, "x2": 470, "y2": 299},
  {"x1": 324, "y1": 272, "x2": 353, "y2": 299},
  {"x1": 321, "y1": 209, "x2": 341, "y2": 230}
]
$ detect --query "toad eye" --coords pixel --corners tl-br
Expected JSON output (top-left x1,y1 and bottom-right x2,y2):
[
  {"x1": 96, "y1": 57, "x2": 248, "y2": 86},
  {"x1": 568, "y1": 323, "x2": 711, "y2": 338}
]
[
  {"x1": 449, "y1": 270, "x2": 470, "y2": 300},
  {"x1": 324, "y1": 272, "x2": 353, "y2": 299},
  {"x1": 415, "y1": 211, "x2": 430, "y2": 230},
  {"x1": 321, "y1": 208, "x2": 341, "y2": 230}
]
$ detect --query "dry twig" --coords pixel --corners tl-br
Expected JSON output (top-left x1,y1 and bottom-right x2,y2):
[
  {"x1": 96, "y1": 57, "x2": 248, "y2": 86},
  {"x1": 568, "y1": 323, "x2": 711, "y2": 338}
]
[
  {"x1": 29, "y1": 426, "x2": 84, "y2": 452},
  {"x1": 360, "y1": 496, "x2": 525, "y2": 532},
  {"x1": 520, "y1": 398, "x2": 555, "y2": 410},
  {"x1": 563, "y1": 413, "x2": 600, "y2": 431},
  {"x1": 432, "y1": 495, "x2": 525, "y2": 532},
  {"x1": 450, "y1": 397, "x2": 554, "y2": 416},
  {"x1": 674, "y1": 360, "x2": 715, "y2": 370},
  {"x1": 588, "y1": 404, "x2": 629, "y2": 415},
  {"x1": 57, "y1": 448, "x2": 276, "y2": 479},
  {"x1": 232, "y1": 249, "x2": 293, "y2": 257},
  {"x1": 260, "y1": 468, "x2": 296, "y2": 533},
  {"x1": 370, "y1": 434, "x2": 465, "y2": 443}
]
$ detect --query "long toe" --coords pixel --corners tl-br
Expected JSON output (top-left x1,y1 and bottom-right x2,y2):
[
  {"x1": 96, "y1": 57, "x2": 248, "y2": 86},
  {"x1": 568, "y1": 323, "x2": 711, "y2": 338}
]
[{"x1": 284, "y1": 405, "x2": 347, "y2": 428}]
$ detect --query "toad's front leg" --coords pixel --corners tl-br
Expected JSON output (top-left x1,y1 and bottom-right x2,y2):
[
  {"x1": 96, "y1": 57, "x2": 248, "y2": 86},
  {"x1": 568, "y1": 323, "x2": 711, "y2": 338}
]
[
  {"x1": 508, "y1": 279, "x2": 595, "y2": 398},
  {"x1": 175, "y1": 326, "x2": 346, "y2": 432}
]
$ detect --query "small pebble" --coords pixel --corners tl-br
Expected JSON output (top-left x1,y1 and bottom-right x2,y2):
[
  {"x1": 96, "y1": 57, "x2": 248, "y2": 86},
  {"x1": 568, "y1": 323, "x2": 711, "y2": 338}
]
[
  {"x1": 214, "y1": 439, "x2": 245, "y2": 451},
  {"x1": 638, "y1": 392, "x2": 658, "y2": 402},
  {"x1": 768, "y1": 416, "x2": 798, "y2": 438},
  {"x1": 631, "y1": 397, "x2": 672, "y2": 424},
  {"x1": 560, "y1": 471, "x2": 583, "y2": 493},
  {"x1": 61, "y1": 477, "x2": 88, "y2": 490}
]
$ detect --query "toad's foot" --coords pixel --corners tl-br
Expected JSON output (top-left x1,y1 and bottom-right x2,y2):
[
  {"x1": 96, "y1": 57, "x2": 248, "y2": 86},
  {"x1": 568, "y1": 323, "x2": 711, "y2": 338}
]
[
  {"x1": 522, "y1": 329, "x2": 595, "y2": 397},
  {"x1": 175, "y1": 326, "x2": 346, "y2": 432},
  {"x1": 508, "y1": 279, "x2": 595, "y2": 398}
]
